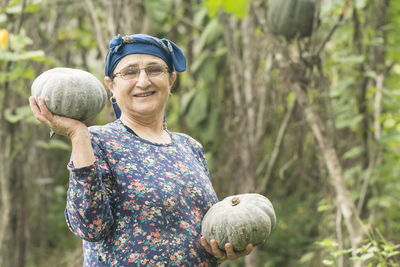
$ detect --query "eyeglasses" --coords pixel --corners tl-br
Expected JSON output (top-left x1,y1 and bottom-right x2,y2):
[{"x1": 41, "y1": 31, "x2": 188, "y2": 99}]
[{"x1": 113, "y1": 64, "x2": 169, "y2": 80}]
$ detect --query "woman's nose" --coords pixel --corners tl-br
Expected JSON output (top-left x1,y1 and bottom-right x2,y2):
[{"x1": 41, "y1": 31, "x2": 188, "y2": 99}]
[{"x1": 135, "y1": 69, "x2": 151, "y2": 88}]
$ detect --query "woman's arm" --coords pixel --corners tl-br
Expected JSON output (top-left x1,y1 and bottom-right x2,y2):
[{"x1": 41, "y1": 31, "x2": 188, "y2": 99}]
[
  {"x1": 29, "y1": 96, "x2": 114, "y2": 241},
  {"x1": 65, "y1": 159, "x2": 114, "y2": 242},
  {"x1": 70, "y1": 128, "x2": 96, "y2": 168},
  {"x1": 29, "y1": 96, "x2": 96, "y2": 167}
]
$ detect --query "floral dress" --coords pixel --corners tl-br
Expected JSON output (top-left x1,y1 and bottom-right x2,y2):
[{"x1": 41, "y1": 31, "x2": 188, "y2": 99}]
[{"x1": 65, "y1": 120, "x2": 219, "y2": 266}]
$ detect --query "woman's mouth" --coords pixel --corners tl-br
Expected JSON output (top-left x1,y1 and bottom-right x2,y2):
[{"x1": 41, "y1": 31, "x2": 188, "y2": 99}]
[{"x1": 134, "y1": 91, "x2": 156, "y2": 97}]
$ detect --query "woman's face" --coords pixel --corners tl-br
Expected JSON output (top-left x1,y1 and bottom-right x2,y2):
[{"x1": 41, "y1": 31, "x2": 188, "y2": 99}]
[{"x1": 105, "y1": 54, "x2": 176, "y2": 121}]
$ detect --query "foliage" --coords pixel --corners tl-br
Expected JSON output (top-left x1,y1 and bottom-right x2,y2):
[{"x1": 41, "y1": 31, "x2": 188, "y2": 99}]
[
  {"x1": 316, "y1": 230, "x2": 400, "y2": 267},
  {"x1": 202, "y1": 0, "x2": 251, "y2": 18}
]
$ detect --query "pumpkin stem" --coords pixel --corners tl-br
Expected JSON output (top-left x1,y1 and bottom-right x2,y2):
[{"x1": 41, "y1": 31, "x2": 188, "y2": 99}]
[{"x1": 231, "y1": 197, "x2": 240, "y2": 206}]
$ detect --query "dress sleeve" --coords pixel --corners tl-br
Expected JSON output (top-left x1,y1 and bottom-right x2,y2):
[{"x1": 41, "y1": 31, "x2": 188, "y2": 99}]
[{"x1": 64, "y1": 134, "x2": 114, "y2": 242}]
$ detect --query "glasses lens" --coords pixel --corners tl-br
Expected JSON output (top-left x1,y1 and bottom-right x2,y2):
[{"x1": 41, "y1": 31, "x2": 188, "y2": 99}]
[
  {"x1": 146, "y1": 65, "x2": 165, "y2": 77},
  {"x1": 119, "y1": 65, "x2": 167, "y2": 80},
  {"x1": 121, "y1": 67, "x2": 140, "y2": 80}
]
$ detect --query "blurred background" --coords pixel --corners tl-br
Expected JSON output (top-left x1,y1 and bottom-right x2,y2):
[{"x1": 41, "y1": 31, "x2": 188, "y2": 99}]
[{"x1": 0, "y1": 0, "x2": 399, "y2": 266}]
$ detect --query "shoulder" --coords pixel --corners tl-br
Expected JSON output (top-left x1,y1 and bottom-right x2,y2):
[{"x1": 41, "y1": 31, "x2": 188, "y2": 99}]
[
  {"x1": 88, "y1": 120, "x2": 119, "y2": 134},
  {"x1": 87, "y1": 120, "x2": 122, "y2": 142},
  {"x1": 173, "y1": 132, "x2": 203, "y2": 147},
  {"x1": 172, "y1": 132, "x2": 206, "y2": 154}
]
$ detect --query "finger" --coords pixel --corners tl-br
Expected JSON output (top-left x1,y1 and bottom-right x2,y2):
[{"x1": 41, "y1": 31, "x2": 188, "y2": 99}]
[
  {"x1": 29, "y1": 96, "x2": 49, "y2": 124},
  {"x1": 242, "y1": 243, "x2": 253, "y2": 256},
  {"x1": 29, "y1": 96, "x2": 40, "y2": 115},
  {"x1": 200, "y1": 237, "x2": 213, "y2": 255},
  {"x1": 37, "y1": 97, "x2": 54, "y2": 121},
  {"x1": 225, "y1": 243, "x2": 237, "y2": 260},
  {"x1": 236, "y1": 243, "x2": 254, "y2": 258},
  {"x1": 210, "y1": 240, "x2": 225, "y2": 259},
  {"x1": 225, "y1": 243, "x2": 254, "y2": 260}
]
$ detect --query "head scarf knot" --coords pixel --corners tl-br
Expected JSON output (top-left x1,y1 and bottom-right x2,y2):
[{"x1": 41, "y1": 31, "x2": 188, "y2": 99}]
[{"x1": 108, "y1": 34, "x2": 124, "y2": 55}]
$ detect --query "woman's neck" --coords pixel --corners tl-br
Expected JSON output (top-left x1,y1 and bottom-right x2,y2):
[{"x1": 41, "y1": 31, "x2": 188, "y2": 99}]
[{"x1": 120, "y1": 114, "x2": 170, "y2": 144}]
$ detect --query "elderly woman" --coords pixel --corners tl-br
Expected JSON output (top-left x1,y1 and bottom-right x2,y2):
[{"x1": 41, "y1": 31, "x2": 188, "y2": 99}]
[{"x1": 29, "y1": 34, "x2": 254, "y2": 266}]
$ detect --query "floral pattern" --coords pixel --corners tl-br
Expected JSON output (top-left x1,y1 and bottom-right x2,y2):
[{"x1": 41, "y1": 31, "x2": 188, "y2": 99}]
[{"x1": 65, "y1": 120, "x2": 219, "y2": 266}]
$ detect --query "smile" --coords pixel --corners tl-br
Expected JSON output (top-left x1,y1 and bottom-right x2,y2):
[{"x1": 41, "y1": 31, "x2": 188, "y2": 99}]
[{"x1": 134, "y1": 91, "x2": 156, "y2": 97}]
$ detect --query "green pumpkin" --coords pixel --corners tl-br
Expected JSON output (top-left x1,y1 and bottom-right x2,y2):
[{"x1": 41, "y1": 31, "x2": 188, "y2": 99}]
[
  {"x1": 31, "y1": 68, "x2": 107, "y2": 122},
  {"x1": 201, "y1": 193, "x2": 276, "y2": 251},
  {"x1": 267, "y1": 0, "x2": 316, "y2": 40}
]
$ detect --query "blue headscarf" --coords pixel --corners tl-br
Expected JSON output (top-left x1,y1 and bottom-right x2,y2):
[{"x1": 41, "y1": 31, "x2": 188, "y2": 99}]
[{"x1": 105, "y1": 34, "x2": 187, "y2": 119}]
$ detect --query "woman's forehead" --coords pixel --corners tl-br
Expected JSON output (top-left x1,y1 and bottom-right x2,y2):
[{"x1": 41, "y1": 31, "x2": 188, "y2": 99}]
[{"x1": 117, "y1": 54, "x2": 166, "y2": 68}]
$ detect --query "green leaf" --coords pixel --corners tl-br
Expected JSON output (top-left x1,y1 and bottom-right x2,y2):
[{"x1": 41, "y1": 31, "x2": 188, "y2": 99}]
[
  {"x1": 197, "y1": 18, "x2": 223, "y2": 52},
  {"x1": 4, "y1": 105, "x2": 33, "y2": 123},
  {"x1": 185, "y1": 88, "x2": 209, "y2": 128},
  {"x1": 145, "y1": 0, "x2": 173, "y2": 24},
  {"x1": 355, "y1": 0, "x2": 368, "y2": 9},
  {"x1": 0, "y1": 50, "x2": 46, "y2": 62},
  {"x1": 180, "y1": 89, "x2": 197, "y2": 114},
  {"x1": 322, "y1": 259, "x2": 334, "y2": 266},
  {"x1": 336, "y1": 114, "x2": 363, "y2": 129},
  {"x1": 0, "y1": 14, "x2": 7, "y2": 26},
  {"x1": 221, "y1": 0, "x2": 250, "y2": 18},
  {"x1": 7, "y1": 0, "x2": 22, "y2": 8},
  {"x1": 299, "y1": 252, "x2": 315, "y2": 263},
  {"x1": 330, "y1": 77, "x2": 354, "y2": 98},
  {"x1": 287, "y1": 91, "x2": 296, "y2": 107},
  {"x1": 25, "y1": 0, "x2": 42, "y2": 13},
  {"x1": 202, "y1": 0, "x2": 223, "y2": 17},
  {"x1": 33, "y1": 177, "x2": 54, "y2": 185},
  {"x1": 193, "y1": 7, "x2": 209, "y2": 27},
  {"x1": 6, "y1": 0, "x2": 42, "y2": 14},
  {"x1": 35, "y1": 139, "x2": 71, "y2": 151},
  {"x1": 202, "y1": 0, "x2": 250, "y2": 18},
  {"x1": 360, "y1": 252, "x2": 375, "y2": 261},
  {"x1": 388, "y1": 251, "x2": 400, "y2": 257},
  {"x1": 316, "y1": 239, "x2": 338, "y2": 248},
  {"x1": 343, "y1": 146, "x2": 363, "y2": 159},
  {"x1": 202, "y1": 109, "x2": 218, "y2": 143}
]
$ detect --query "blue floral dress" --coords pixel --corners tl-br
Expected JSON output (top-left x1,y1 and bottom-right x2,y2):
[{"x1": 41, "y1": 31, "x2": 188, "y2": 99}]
[{"x1": 65, "y1": 120, "x2": 219, "y2": 266}]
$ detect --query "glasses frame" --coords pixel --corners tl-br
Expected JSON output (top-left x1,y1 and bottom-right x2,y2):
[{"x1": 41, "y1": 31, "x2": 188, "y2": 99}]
[{"x1": 112, "y1": 65, "x2": 170, "y2": 80}]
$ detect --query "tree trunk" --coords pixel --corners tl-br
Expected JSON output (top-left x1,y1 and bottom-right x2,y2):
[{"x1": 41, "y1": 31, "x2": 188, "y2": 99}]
[
  {"x1": 0, "y1": 123, "x2": 27, "y2": 267},
  {"x1": 293, "y1": 83, "x2": 365, "y2": 252},
  {"x1": 0, "y1": 63, "x2": 28, "y2": 267}
]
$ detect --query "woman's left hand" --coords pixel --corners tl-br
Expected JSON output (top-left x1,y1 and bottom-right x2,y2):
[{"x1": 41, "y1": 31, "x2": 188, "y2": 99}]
[{"x1": 200, "y1": 236, "x2": 253, "y2": 262}]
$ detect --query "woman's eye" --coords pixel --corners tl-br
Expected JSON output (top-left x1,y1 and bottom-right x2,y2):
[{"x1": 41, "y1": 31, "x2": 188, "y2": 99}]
[
  {"x1": 147, "y1": 66, "x2": 163, "y2": 74},
  {"x1": 124, "y1": 69, "x2": 139, "y2": 76}
]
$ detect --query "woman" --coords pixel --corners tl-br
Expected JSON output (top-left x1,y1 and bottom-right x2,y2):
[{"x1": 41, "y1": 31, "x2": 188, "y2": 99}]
[{"x1": 29, "y1": 34, "x2": 254, "y2": 266}]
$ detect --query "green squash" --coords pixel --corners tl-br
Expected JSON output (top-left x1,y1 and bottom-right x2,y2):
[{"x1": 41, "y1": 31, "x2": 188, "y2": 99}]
[
  {"x1": 268, "y1": 0, "x2": 316, "y2": 40},
  {"x1": 201, "y1": 193, "x2": 276, "y2": 251},
  {"x1": 31, "y1": 68, "x2": 107, "y2": 122}
]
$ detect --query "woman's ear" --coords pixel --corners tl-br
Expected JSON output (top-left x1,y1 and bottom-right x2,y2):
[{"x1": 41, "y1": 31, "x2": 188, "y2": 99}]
[
  {"x1": 104, "y1": 76, "x2": 114, "y2": 93},
  {"x1": 169, "y1": 72, "x2": 177, "y2": 87}
]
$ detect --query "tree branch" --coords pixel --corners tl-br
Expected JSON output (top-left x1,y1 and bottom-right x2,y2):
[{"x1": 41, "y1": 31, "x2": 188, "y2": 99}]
[
  {"x1": 85, "y1": 0, "x2": 108, "y2": 59},
  {"x1": 314, "y1": 0, "x2": 352, "y2": 56},
  {"x1": 258, "y1": 100, "x2": 296, "y2": 194},
  {"x1": 255, "y1": 52, "x2": 273, "y2": 143},
  {"x1": 293, "y1": 83, "x2": 365, "y2": 251},
  {"x1": 336, "y1": 207, "x2": 344, "y2": 267},
  {"x1": 220, "y1": 14, "x2": 242, "y2": 109}
]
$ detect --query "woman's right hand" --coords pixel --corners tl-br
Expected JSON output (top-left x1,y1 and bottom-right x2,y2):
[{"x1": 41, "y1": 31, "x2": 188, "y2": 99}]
[{"x1": 29, "y1": 96, "x2": 87, "y2": 139}]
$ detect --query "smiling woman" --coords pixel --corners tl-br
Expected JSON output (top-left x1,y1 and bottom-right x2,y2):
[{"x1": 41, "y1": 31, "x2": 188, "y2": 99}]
[
  {"x1": 29, "y1": 33, "x2": 256, "y2": 266},
  {"x1": 104, "y1": 53, "x2": 175, "y2": 143}
]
